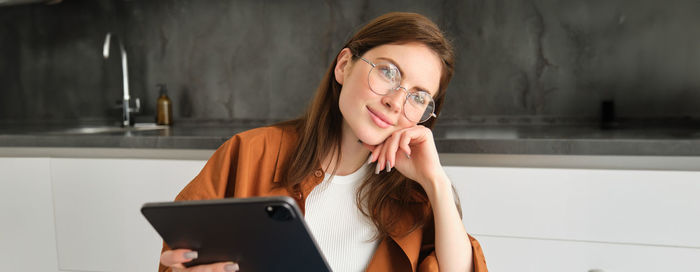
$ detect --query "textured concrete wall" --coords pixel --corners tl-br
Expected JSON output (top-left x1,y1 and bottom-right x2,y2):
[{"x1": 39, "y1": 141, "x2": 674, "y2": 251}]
[{"x1": 1, "y1": 0, "x2": 699, "y2": 124}]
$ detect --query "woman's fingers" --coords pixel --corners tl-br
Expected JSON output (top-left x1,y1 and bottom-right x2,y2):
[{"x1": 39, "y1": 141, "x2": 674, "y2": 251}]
[
  {"x1": 162, "y1": 250, "x2": 239, "y2": 272},
  {"x1": 399, "y1": 133, "x2": 412, "y2": 158},
  {"x1": 363, "y1": 143, "x2": 378, "y2": 164},
  {"x1": 369, "y1": 142, "x2": 383, "y2": 174},
  {"x1": 369, "y1": 128, "x2": 415, "y2": 174},
  {"x1": 376, "y1": 142, "x2": 387, "y2": 174},
  {"x1": 189, "y1": 262, "x2": 239, "y2": 272},
  {"x1": 369, "y1": 125, "x2": 436, "y2": 175},
  {"x1": 161, "y1": 249, "x2": 197, "y2": 267},
  {"x1": 384, "y1": 131, "x2": 405, "y2": 171}
]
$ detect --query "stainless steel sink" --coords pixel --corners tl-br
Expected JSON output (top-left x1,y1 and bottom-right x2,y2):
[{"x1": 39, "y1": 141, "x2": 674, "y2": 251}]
[{"x1": 45, "y1": 123, "x2": 168, "y2": 135}]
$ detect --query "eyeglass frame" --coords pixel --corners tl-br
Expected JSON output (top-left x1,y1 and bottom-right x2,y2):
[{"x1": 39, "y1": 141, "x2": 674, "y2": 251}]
[{"x1": 355, "y1": 55, "x2": 438, "y2": 123}]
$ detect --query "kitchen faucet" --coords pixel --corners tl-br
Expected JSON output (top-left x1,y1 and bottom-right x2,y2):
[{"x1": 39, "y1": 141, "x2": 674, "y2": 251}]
[{"x1": 103, "y1": 32, "x2": 140, "y2": 127}]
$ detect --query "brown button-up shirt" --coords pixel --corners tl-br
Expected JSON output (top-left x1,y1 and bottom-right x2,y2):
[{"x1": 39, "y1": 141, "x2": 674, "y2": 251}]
[{"x1": 159, "y1": 125, "x2": 488, "y2": 272}]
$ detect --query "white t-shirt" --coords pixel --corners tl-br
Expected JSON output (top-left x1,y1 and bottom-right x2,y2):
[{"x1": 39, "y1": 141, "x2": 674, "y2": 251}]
[{"x1": 304, "y1": 164, "x2": 379, "y2": 272}]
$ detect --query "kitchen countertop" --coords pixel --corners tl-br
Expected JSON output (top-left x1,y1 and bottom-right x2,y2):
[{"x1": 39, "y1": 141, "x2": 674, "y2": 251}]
[{"x1": 2, "y1": 121, "x2": 700, "y2": 156}]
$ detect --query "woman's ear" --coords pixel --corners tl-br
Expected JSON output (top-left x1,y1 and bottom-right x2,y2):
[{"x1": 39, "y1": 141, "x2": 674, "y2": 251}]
[{"x1": 334, "y1": 48, "x2": 353, "y2": 85}]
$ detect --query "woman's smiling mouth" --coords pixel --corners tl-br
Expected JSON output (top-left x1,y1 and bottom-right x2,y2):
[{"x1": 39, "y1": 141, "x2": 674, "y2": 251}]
[{"x1": 367, "y1": 106, "x2": 394, "y2": 128}]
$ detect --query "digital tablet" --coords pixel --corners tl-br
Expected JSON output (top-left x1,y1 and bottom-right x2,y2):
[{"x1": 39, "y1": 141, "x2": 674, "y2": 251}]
[{"x1": 141, "y1": 196, "x2": 331, "y2": 271}]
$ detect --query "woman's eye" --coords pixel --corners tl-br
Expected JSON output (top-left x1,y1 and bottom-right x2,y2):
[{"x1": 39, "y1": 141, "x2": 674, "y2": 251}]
[
  {"x1": 379, "y1": 67, "x2": 398, "y2": 80},
  {"x1": 412, "y1": 94, "x2": 426, "y2": 105}
]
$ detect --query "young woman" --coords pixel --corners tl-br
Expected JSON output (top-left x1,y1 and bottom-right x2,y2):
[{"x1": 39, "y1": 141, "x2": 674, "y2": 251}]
[{"x1": 159, "y1": 12, "x2": 487, "y2": 272}]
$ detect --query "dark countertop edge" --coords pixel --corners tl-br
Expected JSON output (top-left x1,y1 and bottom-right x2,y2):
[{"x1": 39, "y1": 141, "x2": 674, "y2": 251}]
[
  {"x1": 0, "y1": 146, "x2": 216, "y2": 160},
  {"x1": 0, "y1": 135, "x2": 228, "y2": 150},
  {"x1": 4, "y1": 147, "x2": 700, "y2": 171},
  {"x1": 435, "y1": 138, "x2": 700, "y2": 156},
  {"x1": 3, "y1": 135, "x2": 700, "y2": 156}
]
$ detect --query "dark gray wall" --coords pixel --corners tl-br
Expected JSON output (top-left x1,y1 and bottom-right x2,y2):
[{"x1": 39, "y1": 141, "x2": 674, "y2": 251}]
[{"x1": 1, "y1": 0, "x2": 699, "y2": 124}]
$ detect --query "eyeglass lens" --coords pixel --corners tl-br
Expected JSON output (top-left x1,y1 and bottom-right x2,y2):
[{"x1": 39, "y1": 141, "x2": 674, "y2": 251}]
[{"x1": 368, "y1": 62, "x2": 435, "y2": 123}]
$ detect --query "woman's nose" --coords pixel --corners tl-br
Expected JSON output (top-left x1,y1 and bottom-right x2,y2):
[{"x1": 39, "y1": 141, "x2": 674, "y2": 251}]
[{"x1": 381, "y1": 88, "x2": 405, "y2": 112}]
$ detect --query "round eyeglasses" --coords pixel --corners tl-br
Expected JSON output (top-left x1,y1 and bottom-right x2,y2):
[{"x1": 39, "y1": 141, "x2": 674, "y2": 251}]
[{"x1": 357, "y1": 56, "x2": 437, "y2": 123}]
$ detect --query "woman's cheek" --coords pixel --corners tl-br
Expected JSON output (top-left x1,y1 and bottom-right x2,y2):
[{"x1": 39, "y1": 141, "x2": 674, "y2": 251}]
[{"x1": 397, "y1": 119, "x2": 418, "y2": 130}]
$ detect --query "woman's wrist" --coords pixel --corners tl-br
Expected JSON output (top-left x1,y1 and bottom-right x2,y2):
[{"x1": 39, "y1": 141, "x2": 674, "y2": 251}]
[{"x1": 423, "y1": 170, "x2": 452, "y2": 202}]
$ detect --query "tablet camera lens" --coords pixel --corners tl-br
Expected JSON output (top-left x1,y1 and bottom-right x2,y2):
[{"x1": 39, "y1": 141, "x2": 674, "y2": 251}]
[{"x1": 265, "y1": 205, "x2": 294, "y2": 221}]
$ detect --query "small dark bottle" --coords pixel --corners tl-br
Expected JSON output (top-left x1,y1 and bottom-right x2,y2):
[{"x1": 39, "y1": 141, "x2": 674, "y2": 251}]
[{"x1": 156, "y1": 84, "x2": 172, "y2": 125}]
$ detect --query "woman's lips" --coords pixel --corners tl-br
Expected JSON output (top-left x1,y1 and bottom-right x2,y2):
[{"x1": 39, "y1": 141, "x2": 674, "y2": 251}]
[{"x1": 367, "y1": 107, "x2": 393, "y2": 128}]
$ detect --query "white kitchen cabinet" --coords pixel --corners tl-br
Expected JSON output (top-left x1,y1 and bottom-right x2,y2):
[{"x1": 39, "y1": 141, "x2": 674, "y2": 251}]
[
  {"x1": 5, "y1": 149, "x2": 700, "y2": 272},
  {"x1": 50, "y1": 158, "x2": 206, "y2": 272},
  {"x1": 445, "y1": 166, "x2": 700, "y2": 271},
  {"x1": 473, "y1": 235, "x2": 700, "y2": 272},
  {"x1": 0, "y1": 158, "x2": 59, "y2": 272}
]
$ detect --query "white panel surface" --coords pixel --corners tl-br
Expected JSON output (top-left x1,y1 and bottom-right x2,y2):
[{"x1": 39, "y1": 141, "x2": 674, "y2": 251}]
[
  {"x1": 446, "y1": 166, "x2": 700, "y2": 248},
  {"x1": 0, "y1": 158, "x2": 59, "y2": 272},
  {"x1": 475, "y1": 235, "x2": 700, "y2": 272},
  {"x1": 51, "y1": 158, "x2": 205, "y2": 272}
]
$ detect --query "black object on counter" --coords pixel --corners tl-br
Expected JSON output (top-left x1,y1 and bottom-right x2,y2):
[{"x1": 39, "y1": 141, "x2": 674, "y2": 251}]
[{"x1": 601, "y1": 100, "x2": 617, "y2": 129}]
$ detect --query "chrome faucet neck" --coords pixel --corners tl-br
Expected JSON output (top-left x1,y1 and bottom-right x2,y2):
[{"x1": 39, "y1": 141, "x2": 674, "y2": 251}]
[{"x1": 103, "y1": 32, "x2": 139, "y2": 127}]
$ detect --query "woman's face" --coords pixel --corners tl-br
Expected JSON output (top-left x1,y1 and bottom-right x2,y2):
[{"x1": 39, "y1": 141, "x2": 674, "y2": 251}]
[{"x1": 336, "y1": 43, "x2": 442, "y2": 145}]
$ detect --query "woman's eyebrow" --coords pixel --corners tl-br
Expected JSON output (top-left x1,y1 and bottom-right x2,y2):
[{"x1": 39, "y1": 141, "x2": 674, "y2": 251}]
[{"x1": 376, "y1": 56, "x2": 435, "y2": 96}]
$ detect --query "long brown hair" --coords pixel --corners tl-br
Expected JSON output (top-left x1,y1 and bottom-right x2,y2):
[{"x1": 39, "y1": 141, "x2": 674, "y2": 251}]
[{"x1": 278, "y1": 12, "x2": 455, "y2": 239}]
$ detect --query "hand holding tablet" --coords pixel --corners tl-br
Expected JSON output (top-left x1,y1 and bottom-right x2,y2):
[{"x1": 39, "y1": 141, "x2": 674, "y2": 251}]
[
  {"x1": 160, "y1": 249, "x2": 239, "y2": 272},
  {"x1": 141, "y1": 196, "x2": 332, "y2": 272}
]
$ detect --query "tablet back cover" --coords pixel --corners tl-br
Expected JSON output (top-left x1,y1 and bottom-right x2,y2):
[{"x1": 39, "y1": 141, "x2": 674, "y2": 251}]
[{"x1": 141, "y1": 196, "x2": 331, "y2": 271}]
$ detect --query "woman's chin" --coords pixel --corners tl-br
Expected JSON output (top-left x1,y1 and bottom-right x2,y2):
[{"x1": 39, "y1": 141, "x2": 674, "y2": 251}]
[
  {"x1": 347, "y1": 122, "x2": 389, "y2": 145},
  {"x1": 358, "y1": 133, "x2": 387, "y2": 146}
]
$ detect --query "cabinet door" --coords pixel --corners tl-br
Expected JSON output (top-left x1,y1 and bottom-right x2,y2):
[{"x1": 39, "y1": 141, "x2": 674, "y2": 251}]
[
  {"x1": 474, "y1": 235, "x2": 700, "y2": 272},
  {"x1": 446, "y1": 166, "x2": 700, "y2": 247},
  {"x1": 51, "y1": 158, "x2": 206, "y2": 272},
  {"x1": 445, "y1": 166, "x2": 700, "y2": 271},
  {"x1": 0, "y1": 158, "x2": 59, "y2": 272}
]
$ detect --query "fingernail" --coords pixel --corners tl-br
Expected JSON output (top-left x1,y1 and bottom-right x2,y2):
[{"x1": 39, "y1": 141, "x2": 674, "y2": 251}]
[
  {"x1": 405, "y1": 152, "x2": 411, "y2": 159},
  {"x1": 375, "y1": 162, "x2": 380, "y2": 174},
  {"x1": 183, "y1": 251, "x2": 198, "y2": 259},
  {"x1": 386, "y1": 161, "x2": 391, "y2": 172},
  {"x1": 224, "y1": 262, "x2": 239, "y2": 272},
  {"x1": 367, "y1": 154, "x2": 373, "y2": 164}
]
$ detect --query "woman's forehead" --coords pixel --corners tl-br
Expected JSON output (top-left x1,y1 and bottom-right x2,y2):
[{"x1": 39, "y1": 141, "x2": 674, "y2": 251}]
[{"x1": 364, "y1": 43, "x2": 442, "y2": 95}]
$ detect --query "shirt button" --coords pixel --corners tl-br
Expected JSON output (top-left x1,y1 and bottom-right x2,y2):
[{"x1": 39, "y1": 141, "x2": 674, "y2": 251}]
[{"x1": 314, "y1": 170, "x2": 323, "y2": 178}]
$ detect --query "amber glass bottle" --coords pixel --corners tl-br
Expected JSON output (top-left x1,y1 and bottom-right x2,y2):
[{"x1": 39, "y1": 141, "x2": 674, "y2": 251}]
[{"x1": 156, "y1": 84, "x2": 172, "y2": 125}]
